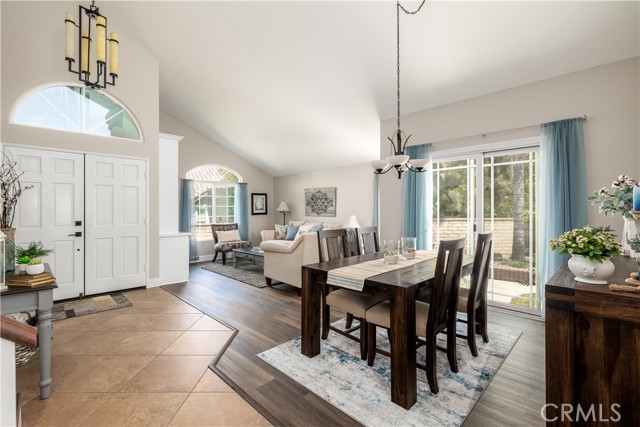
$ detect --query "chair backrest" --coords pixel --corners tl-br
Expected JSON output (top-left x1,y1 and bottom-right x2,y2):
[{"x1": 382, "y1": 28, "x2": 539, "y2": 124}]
[
  {"x1": 356, "y1": 226, "x2": 379, "y2": 255},
  {"x1": 211, "y1": 223, "x2": 239, "y2": 244},
  {"x1": 317, "y1": 229, "x2": 350, "y2": 262},
  {"x1": 427, "y1": 237, "x2": 465, "y2": 337},
  {"x1": 468, "y1": 233, "x2": 493, "y2": 307}
]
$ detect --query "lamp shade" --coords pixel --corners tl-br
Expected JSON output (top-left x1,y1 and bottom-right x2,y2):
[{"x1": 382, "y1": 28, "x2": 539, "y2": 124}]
[
  {"x1": 276, "y1": 200, "x2": 291, "y2": 213},
  {"x1": 344, "y1": 215, "x2": 360, "y2": 228}
]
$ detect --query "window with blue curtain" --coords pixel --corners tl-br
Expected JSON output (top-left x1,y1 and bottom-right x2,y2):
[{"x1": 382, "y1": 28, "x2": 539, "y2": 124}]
[
  {"x1": 401, "y1": 143, "x2": 433, "y2": 250},
  {"x1": 179, "y1": 179, "x2": 199, "y2": 262},
  {"x1": 537, "y1": 117, "x2": 587, "y2": 287}
]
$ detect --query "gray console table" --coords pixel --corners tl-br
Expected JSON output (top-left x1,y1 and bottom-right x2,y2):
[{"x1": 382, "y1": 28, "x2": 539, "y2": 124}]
[{"x1": 1, "y1": 271, "x2": 56, "y2": 400}]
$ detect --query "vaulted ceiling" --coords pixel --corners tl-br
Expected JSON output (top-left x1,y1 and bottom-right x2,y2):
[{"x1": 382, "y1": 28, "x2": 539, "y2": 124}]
[{"x1": 104, "y1": 1, "x2": 639, "y2": 176}]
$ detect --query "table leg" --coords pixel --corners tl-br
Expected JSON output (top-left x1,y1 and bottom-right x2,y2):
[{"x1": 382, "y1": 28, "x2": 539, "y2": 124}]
[
  {"x1": 36, "y1": 307, "x2": 53, "y2": 399},
  {"x1": 390, "y1": 285, "x2": 417, "y2": 409},
  {"x1": 301, "y1": 267, "x2": 321, "y2": 357}
]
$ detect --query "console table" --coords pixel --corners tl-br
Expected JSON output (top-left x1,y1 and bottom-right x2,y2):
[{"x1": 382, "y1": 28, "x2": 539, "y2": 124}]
[
  {"x1": 0, "y1": 268, "x2": 57, "y2": 400},
  {"x1": 545, "y1": 255, "x2": 640, "y2": 426}
]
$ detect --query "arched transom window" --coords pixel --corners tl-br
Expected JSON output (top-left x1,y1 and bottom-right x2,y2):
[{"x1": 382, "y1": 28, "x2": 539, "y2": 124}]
[
  {"x1": 12, "y1": 85, "x2": 141, "y2": 141},
  {"x1": 186, "y1": 165, "x2": 241, "y2": 240}
]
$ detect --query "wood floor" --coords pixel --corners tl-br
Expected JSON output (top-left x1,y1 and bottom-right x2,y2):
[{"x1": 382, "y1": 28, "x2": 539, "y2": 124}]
[{"x1": 164, "y1": 263, "x2": 546, "y2": 427}]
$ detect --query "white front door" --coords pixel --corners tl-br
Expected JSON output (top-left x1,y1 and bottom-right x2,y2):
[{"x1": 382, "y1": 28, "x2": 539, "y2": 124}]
[
  {"x1": 85, "y1": 155, "x2": 146, "y2": 295},
  {"x1": 8, "y1": 146, "x2": 85, "y2": 301}
]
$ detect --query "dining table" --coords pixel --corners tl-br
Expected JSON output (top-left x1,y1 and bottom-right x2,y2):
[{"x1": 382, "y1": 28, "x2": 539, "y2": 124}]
[{"x1": 301, "y1": 251, "x2": 474, "y2": 410}]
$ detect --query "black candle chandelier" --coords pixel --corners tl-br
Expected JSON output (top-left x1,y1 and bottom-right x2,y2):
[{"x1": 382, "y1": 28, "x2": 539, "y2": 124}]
[
  {"x1": 64, "y1": 1, "x2": 119, "y2": 89},
  {"x1": 372, "y1": 1, "x2": 429, "y2": 179}
]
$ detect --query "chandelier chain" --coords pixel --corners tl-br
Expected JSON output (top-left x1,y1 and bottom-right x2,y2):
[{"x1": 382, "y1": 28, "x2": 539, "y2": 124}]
[{"x1": 396, "y1": 1, "x2": 426, "y2": 133}]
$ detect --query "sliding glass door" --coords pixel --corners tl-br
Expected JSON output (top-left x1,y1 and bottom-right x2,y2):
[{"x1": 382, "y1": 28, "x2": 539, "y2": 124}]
[{"x1": 431, "y1": 146, "x2": 540, "y2": 314}]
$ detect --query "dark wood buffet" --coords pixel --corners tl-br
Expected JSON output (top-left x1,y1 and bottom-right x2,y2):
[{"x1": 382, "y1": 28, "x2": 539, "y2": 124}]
[{"x1": 545, "y1": 255, "x2": 640, "y2": 426}]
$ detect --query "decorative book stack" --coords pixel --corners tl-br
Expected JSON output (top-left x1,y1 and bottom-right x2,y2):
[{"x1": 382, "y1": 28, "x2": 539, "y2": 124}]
[{"x1": 6, "y1": 272, "x2": 56, "y2": 287}]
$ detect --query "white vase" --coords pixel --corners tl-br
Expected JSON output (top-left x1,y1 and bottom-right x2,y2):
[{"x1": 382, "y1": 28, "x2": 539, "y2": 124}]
[
  {"x1": 567, "y1": 255, "x2": 615, "y2": 285},
  {"x1": 622, "y1": 217, "x2": 640, "y2": 257},
  {"x1": 17, "y1": 264, "x2": 27, "y2": 274},
  {"x1": 25, "y1": 263, "x2": 44, "y2": 275}
]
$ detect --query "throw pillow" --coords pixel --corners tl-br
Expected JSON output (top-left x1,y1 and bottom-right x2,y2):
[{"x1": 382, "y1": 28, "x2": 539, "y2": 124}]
[
  {"x1": 217, "y1": 229, "x2": 241, "y2": 242},
  {"x1": 296, "y1": 224, "x2": 314, "y2": 238},
  {"x1": 285, "y1": 225, "x2": 301, "y2": 240},
  {"x1": 274, "y1": 224, "x2": 288, "y2": 240},
  {"x1": 310, "y1": 224, "x2": 324, "y2": 232}
]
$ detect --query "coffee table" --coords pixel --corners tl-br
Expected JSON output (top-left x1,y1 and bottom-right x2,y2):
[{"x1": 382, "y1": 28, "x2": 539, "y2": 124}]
[{"x1": 232, "y1": 247, "x2": 264, "y2": 268}]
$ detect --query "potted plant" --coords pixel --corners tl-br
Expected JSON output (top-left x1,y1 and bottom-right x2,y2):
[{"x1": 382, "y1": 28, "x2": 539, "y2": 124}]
[
  {"x1": 16, "y1": 241, "x2": 53, "y2": 274},
  {"x1": 0, "y1": 152, "x2": 31, "y2": 242},
  {"x1": 26, "y1": 258, "x2": 44, "y2": 275},
  {"x1": 587, "y1": 174, "x2": 640, "y2": 255},
  {"x1": 549, "y1": 225, "x2": 621, "y2": 284},
  {"x1": 16, "y1": 255, "x2": 31, "y2": 274}
]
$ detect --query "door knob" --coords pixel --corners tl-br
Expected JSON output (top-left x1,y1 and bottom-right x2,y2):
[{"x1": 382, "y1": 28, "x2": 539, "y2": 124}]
[{"x1": 68, "y1": 232, "x2": 82, "y2": 237}]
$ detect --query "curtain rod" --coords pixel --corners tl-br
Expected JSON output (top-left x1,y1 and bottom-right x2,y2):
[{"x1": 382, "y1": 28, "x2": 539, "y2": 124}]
[{"x1": 429, "y1": 115, "x2": 587, "y2": 146}]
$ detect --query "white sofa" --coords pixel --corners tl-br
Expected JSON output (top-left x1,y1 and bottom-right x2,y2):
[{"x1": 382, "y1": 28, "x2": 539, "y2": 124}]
[{"x1": 259, "y1": 230, "x2": 320, "y2": 288}]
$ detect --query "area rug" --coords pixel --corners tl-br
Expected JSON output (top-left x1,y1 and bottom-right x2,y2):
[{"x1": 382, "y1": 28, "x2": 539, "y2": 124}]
[
  {"x1": 258, "y1": 319, "x2": 522, "y2": 427},
  {"x1": 52, "y1": 293, "x2": 132, "y2": 321},
  {"x1": 201, "y1": 261, "x2": 267, "y2": 288}
]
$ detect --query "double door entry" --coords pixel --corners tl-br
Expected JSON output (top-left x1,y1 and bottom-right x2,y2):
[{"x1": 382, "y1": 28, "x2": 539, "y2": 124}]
[{"x1": 8, "y1": 146, "x2": 147, "y2": 301}]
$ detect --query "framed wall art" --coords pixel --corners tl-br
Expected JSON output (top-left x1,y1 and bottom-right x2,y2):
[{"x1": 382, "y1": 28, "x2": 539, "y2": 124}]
[
  {"x1": 251, "y1": 193, "x2": 267, "y2": 215},
  {"x1": 304, "y1": 187, "x2": 336, "y2": 217}
]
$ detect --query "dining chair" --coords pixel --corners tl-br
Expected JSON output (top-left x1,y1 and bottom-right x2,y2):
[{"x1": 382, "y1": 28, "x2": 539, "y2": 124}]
[
  {"x1": 456, "y1": 232, "x2": 493, "y2": 357},
  {"x1": 365, "y1": 237, "x2": 465, "y2": 394},
  {"x1": 318, "y1": 229, "x2": 382, "y2": 360},
  {"x1": 356, "y1": 226, "x2": 380, "y2": 255}
]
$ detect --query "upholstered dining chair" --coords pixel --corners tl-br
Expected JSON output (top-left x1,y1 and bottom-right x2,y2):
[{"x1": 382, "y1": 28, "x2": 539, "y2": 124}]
[
  {"x1": 456, "y1": 232, "x2": 493, "y2": 357},
  {"x1": 318, "y1": 229, "x2": 382, "y2": 360},
  {"x1": 210, "y1": 223, "x2": 252, "y2": 265},
  {"x1": 365, "y1": 237, "x2": 465, "y2": 394},
  {"x1": 356, "y1": 226, "x2": 380, "y2": 255}
]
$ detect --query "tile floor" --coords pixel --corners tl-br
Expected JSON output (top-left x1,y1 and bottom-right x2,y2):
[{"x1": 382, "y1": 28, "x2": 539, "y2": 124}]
[{"x1": 16, "y1": 287, "x2": 271, "y2": 427}]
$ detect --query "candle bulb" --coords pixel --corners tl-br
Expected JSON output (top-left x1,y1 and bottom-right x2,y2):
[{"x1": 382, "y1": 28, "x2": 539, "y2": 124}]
[{"x1": 633, "y1": 186, "x2": 640, "y2": 212}]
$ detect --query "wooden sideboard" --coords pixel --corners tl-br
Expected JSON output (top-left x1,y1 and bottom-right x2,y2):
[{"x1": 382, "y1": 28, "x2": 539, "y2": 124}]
[{"x1": 545, "y1": 255, "x2": 640, "y2": 426}]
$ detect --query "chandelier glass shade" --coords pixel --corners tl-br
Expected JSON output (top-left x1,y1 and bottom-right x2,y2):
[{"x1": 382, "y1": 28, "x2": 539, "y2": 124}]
[
  {"x1": 65, "y1": 1, "x2": 119, "y2": 89},
  {"x1": 372, "y1": 1, "x2": 429, "y2": 179}
]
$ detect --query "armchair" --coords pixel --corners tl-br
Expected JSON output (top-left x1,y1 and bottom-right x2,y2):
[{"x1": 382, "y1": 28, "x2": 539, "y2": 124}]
[{"x1": 211, "y1": 223, "x2": 252, "y2": 265}]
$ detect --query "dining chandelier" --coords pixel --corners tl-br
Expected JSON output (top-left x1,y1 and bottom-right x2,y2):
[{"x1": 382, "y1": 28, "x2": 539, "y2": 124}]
[
  {"x1": 64, "y1": 1, "x2": 119, "y2": 89},
  {"x1": 372, "y1": 0, "x2": 429, "y2": 179}
]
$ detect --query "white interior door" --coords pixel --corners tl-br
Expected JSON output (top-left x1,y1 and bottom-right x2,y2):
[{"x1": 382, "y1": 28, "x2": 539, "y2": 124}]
[
  {"x1": 85, "y1": 155, "x2": 146, "y2": 295},
  {"x1": 8, "y1": 146, "x2": 85, "y2": 301}
]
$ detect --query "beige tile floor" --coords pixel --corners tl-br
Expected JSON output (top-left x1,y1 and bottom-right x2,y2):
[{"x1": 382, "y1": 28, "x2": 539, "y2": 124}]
[{"x1": 16, "y1": 287, "x2": 271, "y2": 427}]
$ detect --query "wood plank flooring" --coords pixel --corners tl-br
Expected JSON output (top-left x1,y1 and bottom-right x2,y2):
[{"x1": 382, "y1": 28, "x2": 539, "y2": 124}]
[{"x1": 164, "y1": 263, "x2": 546, "y2": 427}]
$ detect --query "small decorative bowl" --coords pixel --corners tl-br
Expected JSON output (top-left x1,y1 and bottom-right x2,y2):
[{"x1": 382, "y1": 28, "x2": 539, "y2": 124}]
[{"x1": 26, "y1": 263, "x2": 45, "y2": 275}]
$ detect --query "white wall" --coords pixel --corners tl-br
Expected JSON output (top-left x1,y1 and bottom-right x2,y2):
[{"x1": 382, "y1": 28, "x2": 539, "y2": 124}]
[
  {"x1": 1, "y1": 1, "x2": 161, "y2": 278},
  {"x1": 273, "y1": 163, "x2": 375, "y2": 229},
  {"x1": 380, "y1": 57, "x2": 640, "y2": 240},
  {"x1": 159, "y1": 110, "x2": 274, "y2": 253}
]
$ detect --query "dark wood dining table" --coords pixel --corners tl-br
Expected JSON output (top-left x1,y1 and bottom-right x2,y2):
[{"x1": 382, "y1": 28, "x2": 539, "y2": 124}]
[{"x1": 301, "y1": 252, "x2": 473, "y2": 410}]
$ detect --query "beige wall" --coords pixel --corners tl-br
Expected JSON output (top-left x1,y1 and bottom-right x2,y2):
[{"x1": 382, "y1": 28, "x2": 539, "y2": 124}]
[
  {"x1": 159, "y1": 110, "x2": 274, "y2": 251},
  {"x1": 380, "y1": 57, "x2": 640, "y2": 240},
  {"x1": 1, "y1": 1, "x2": 161, "y2": 278},
  {"x1": 273, "y1": 164, "x2": 375, "y2": 230}
]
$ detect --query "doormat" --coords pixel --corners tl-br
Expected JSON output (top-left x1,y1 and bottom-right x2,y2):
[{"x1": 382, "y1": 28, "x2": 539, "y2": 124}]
[{"x1": 52, "y1": 293, "x2": 132, "y2": 321}]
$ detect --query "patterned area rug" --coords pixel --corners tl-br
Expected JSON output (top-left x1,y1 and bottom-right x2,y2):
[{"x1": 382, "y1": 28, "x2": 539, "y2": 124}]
[
  {"x1": 258, "y1": 318, "x2": 522, "y2": 427},
  {"x1": 52, "y1": 293, "x2": 132, "y2": 321},
  {"x1": 201, "y1": 261, "x2": 267, "y2": 288}
]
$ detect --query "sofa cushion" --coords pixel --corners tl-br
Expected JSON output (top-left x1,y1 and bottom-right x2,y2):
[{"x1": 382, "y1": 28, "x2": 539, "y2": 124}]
[
  {"x1": 288, "y1": 220, "x2": 306, "y2": 226},
  {"x1": 217, "y1": 229, "x2": 241, "y2": 243},
  {"x1": 215, "y1": 240, "x2": 252, "y2": 252},
  {"x1": 310, "y1": 224, "x2": 324, "y2": 232},
  {"x1": 260, "y1": 239, "x2": 297, "y2": 254},
  {"x1": 285, "y1": 225, "x2": 300, "y2": 240},
  {"x1": 274, "y1": 224, "x2": 288, "y2": 240}
]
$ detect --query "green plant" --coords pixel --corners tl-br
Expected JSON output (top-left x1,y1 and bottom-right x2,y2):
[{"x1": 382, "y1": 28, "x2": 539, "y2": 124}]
[
  {"x1": 549, "y1": 225, "x2": 621, "y2": 262},
  {"x1": 587, "y1": 174, "x2": 639, "y2": 219},
  {"x1": 28, "y1": 258, "x2": 42, "y2": 265},
  {"x1": 17, "y1": 256, "x2": 31, "y2": 265},
  {"x1": 16, "y1": 241, "x2": 54, "y2": 259}
]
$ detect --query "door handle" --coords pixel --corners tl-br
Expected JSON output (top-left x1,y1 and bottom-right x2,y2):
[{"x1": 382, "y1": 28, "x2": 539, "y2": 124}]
[{"x1": 68, "y1": 232, "x2": 82, "y2": 237}]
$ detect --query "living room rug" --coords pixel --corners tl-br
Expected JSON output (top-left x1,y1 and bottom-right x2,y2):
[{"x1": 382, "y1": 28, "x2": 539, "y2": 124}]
[
  {"x1": 258, "y1": 319, "x2": 522, "y2": 427},
  {"x1": 201, "y1": 261, "x2": 267, "y2": 288},
  {"x1": 52, "y1": 293, "x2": 132, "y2": 321}
]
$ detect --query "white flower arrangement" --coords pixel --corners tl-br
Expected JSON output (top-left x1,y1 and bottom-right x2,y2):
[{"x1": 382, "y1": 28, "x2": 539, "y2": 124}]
[{"x1": 549, "y1": 225, "x2": 621, "y2": 262}]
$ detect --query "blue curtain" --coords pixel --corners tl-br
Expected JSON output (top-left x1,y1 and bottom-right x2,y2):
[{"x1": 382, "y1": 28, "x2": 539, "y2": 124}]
[
  {"x1": 179, "y1": 179, "x2": 199, "y2": 262},
  {"x1": 235, "y1": 182, "x2": 249, "y2": 241},
  {"x1": 401, "y1": 143, "x2": 433, "y2": 250},
  {"x1": 538, "y1": 117, "x2": 587, "y2": 286},
  {"x1": 373, "y1": 174, "x2": 380, "y2": 232}
]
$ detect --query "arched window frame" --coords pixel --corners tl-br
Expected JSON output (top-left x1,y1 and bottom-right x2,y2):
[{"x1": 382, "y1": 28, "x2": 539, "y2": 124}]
[
  {"x1": 10, "y1": 83, "x2": 143, "y2": 141},
  {"x1": 186, "y1": 164, "x2": 242, "y2": 241}
]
